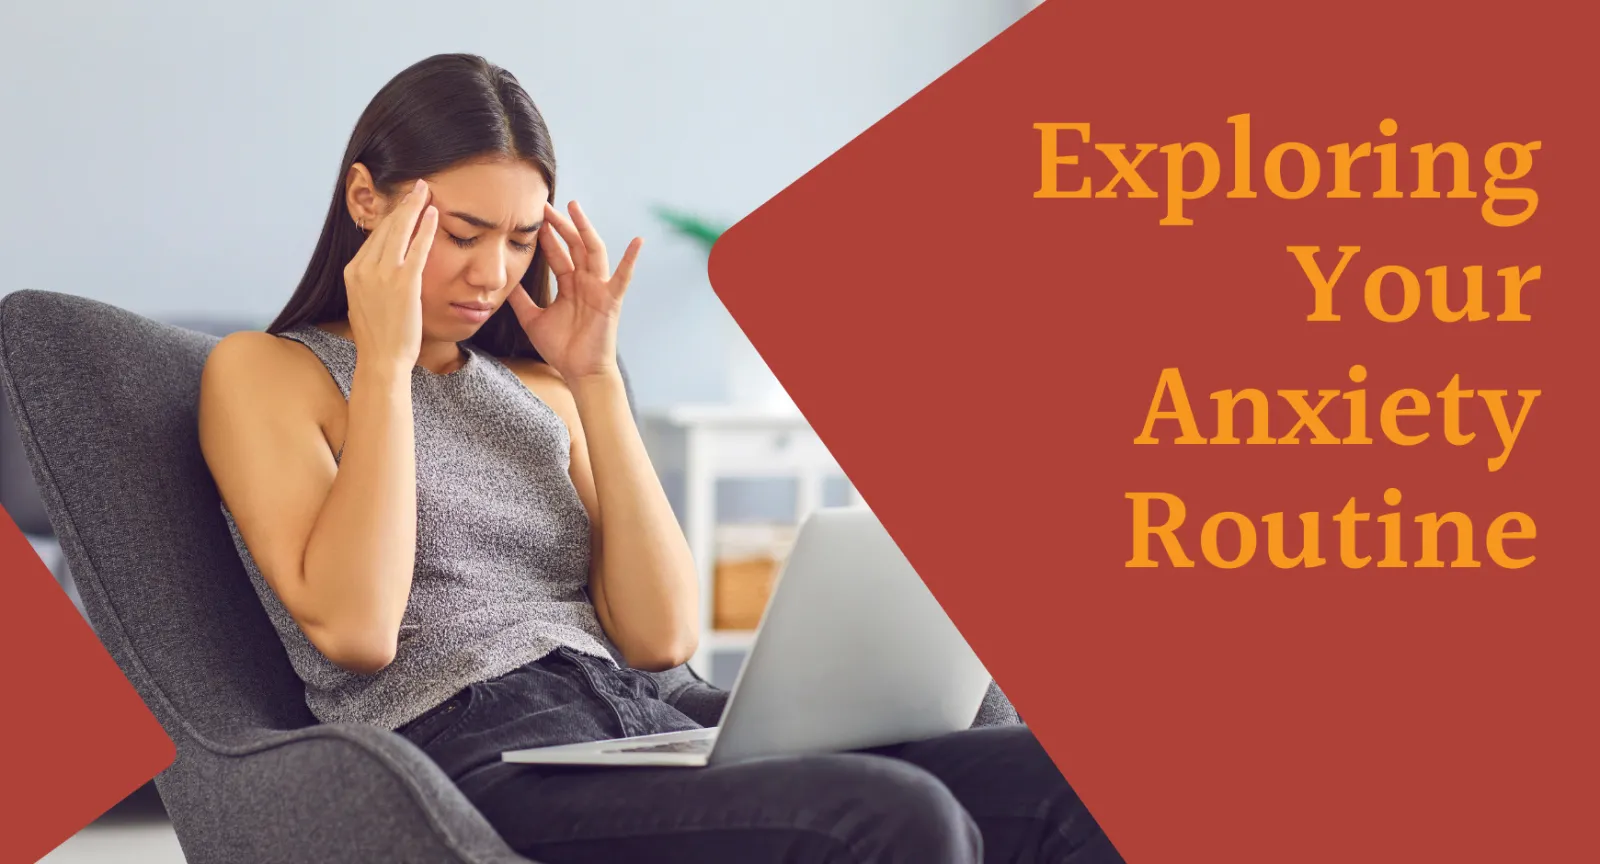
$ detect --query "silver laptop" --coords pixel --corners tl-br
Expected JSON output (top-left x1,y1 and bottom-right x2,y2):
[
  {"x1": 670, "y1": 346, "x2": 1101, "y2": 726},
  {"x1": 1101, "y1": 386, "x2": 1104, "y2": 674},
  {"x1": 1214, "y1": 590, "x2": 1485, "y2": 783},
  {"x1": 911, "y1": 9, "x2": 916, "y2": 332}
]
[{"x1": 501, "y1": 505, "x2": 992, "y2": 768}]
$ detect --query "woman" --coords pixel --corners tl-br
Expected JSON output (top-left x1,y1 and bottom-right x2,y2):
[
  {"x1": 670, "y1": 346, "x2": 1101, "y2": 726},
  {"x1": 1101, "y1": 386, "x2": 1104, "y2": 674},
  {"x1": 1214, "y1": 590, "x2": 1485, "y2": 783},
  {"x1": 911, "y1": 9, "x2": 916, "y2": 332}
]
[{"x1": 198, "y1": 53, "x2": 1122, "y2": 863}]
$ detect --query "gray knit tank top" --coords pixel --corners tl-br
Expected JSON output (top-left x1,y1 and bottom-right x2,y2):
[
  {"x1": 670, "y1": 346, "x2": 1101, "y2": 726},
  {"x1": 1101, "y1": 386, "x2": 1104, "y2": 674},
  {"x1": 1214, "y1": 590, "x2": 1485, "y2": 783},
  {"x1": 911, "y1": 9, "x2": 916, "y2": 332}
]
[{"x1": 220, "y1": 324, "x2": 619, "y2": 730}]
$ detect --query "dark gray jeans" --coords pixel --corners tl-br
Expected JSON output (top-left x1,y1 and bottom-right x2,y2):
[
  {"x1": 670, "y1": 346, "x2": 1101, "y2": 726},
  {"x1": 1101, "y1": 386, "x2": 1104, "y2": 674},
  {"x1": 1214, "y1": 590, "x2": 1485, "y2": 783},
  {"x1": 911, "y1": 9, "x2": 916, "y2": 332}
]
[{"x1": 399, "y1": 647, "x2": 1123, "y2": 863}]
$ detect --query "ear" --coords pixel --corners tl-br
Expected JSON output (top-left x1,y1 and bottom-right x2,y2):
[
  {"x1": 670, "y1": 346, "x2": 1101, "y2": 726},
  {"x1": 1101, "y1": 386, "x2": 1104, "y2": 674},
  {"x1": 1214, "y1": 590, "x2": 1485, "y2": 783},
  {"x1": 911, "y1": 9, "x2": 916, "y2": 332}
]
[{"x1": 344, "y1": 162, "x2": 391, "y2": 230}]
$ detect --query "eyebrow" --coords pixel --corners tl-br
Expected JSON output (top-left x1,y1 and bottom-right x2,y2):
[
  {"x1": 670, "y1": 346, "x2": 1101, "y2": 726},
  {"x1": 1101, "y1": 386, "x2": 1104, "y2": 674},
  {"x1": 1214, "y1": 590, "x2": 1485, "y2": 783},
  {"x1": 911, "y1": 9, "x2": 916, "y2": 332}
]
[{"x1": 444, "y1": 210, "x2": 541, "y2": 233}]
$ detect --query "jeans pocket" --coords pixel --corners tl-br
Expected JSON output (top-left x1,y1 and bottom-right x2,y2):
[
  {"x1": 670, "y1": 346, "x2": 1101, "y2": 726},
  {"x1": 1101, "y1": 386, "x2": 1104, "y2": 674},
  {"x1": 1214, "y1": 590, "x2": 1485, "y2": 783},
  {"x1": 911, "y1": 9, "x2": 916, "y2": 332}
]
[{"x1": 400, "y1": 686, "x2": 475, "y2": 750}]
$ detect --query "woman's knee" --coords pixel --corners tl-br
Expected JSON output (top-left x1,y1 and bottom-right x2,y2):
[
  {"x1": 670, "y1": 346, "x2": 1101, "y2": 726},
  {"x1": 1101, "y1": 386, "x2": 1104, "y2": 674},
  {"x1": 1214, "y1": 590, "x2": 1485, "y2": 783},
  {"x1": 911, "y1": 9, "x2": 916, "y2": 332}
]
[
  {"x1": 784, "y1": 754, "x2": 982, "y2": 864},
  {"x1": 904, "y1": 726, "x2": 1123, "y2": 863}
]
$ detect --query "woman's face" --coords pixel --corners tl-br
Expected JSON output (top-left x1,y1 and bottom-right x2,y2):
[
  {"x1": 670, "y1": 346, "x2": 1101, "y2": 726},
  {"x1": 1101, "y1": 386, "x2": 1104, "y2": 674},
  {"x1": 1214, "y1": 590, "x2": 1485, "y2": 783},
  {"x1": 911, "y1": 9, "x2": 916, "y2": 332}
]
[{"x1": 372, "y1": 159, "x2": 550, "y2": 343}]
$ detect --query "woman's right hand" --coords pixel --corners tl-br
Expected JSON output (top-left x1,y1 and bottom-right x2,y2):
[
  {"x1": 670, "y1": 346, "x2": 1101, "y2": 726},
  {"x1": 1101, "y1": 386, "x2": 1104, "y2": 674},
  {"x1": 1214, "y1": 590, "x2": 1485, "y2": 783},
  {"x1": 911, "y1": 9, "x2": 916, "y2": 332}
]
[{"x1": 343, "y1": 178, "x2": 438, "y2": 370}]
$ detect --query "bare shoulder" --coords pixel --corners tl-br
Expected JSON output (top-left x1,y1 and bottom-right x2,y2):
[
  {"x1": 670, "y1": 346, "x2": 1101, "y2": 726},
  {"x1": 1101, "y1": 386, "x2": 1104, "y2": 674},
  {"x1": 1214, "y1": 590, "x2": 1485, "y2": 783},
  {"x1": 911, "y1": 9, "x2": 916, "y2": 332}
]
[
  {"x1": 205, "y1": 332, "x2": 318, "y2": 394},
  {"x1": 500, "y1": 355, "x2": 564, "y2": 385},
  {"x1": 200, "y1": 331, "x2": 341, "y2": 426},
  {"x1": 499, "y1": 356, "x2": 581, "y2": 427}
]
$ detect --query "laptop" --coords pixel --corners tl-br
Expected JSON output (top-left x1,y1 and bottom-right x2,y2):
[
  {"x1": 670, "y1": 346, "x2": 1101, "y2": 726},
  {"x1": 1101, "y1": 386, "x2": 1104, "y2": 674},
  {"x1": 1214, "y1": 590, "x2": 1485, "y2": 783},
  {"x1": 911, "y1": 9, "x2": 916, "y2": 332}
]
[{"x1": 501, "y1": 505, "x2": 992, "y2": 768}]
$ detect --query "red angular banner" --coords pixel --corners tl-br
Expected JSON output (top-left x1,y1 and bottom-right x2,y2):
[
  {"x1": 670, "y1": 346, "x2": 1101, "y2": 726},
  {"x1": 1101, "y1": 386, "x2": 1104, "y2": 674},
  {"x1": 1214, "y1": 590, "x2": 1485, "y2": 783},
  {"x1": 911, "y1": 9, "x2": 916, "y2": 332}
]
[
  {"x1": 0, "y1": 509, "x2": 175, "y2": 862},
  {"x1": 710, "y1": 1, "x2": 1598, "y2": 861}
]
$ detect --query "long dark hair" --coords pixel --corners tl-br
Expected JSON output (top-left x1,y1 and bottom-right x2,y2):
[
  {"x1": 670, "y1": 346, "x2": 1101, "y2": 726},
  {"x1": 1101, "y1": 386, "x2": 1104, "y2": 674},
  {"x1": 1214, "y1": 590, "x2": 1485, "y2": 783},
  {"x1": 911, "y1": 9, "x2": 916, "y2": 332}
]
[{"x1": 267, "y1": 53, "x2": 555, "y2": 359}]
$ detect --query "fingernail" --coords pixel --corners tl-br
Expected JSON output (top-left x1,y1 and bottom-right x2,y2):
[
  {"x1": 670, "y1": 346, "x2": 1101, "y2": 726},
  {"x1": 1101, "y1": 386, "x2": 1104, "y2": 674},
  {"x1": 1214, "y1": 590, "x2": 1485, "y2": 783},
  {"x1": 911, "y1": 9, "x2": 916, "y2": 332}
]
[{"x1": 414, "y1": 179, "x2": 425, "y2": 192}]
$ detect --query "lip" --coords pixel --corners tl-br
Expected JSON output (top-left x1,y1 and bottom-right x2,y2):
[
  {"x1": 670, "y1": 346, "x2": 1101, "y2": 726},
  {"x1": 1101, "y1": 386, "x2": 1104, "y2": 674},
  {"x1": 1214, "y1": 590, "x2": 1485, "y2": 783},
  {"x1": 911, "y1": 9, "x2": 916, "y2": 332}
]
[{"x1": 450, "y1": 302, "x2": 494, "y2": 323}]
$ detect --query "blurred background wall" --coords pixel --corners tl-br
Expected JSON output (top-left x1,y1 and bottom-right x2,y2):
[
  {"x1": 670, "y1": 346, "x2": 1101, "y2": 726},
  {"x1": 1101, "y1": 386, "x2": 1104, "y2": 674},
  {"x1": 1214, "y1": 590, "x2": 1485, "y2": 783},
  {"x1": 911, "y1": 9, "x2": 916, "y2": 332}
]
[{"x1": 0, "y1": 0, "x2": 1028, "y2": 410}]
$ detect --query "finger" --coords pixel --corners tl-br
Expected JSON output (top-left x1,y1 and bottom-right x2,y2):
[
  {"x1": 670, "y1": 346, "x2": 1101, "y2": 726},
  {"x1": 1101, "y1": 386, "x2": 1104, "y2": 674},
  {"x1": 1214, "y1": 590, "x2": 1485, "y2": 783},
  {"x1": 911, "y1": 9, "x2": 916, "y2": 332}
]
[
  {"x1": 543, "y1": 201, "x2": 588, "y2": 273},
  {"x1": 363, "y1": 203, "x2": 398, "y2": 260},
  {"x1": 384, "y1": 179, "x2": 430, "y2": 266},
  {"x1": 567, "y1": 200, "x2": 608, "y2": 275},
  {"x1": 505, "y1": 282, "x2": 544, "y2": 330},
  {"x1": 537, "y1": 221, "x2": 576, "y2": 277},
  {"x1": 361, "y1": 190, "x2": 408, "y2": 266},
  {"x1": 403, "y1": 206, "x2": 439, "y2": 275},
  {"x1": 404, "y1": 185, "x2": 435, "y2": 255},
  {"x1": 611, "y1": 236, "x2": 644, "y2": 295},
  {"x1": 369, "y1": 178, "x2": 422, "y2": 243}
]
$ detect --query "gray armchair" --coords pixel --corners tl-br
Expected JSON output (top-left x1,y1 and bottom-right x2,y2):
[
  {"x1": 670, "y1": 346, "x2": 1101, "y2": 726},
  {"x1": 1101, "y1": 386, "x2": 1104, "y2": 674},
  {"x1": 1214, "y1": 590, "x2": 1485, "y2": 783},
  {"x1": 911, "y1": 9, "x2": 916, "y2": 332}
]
[{"x1": 0, "y1": 289, "x2": 1017, "y2": 863}]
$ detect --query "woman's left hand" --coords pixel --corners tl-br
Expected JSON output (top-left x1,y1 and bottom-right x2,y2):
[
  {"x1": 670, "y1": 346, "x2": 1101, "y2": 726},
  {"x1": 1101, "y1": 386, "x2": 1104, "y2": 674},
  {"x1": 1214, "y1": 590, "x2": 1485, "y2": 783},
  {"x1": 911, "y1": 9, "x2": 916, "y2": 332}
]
[{"x1": 508, "y1": 200, "x2": 642, "y2": 383}]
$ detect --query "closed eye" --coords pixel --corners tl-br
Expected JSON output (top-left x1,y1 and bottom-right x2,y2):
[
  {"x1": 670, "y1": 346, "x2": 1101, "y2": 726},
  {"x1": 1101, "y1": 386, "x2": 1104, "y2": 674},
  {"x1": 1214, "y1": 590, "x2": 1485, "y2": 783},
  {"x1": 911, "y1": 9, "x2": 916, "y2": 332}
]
[{"x1": 446, "y1": 232, "x2": 534, "y2": 254}]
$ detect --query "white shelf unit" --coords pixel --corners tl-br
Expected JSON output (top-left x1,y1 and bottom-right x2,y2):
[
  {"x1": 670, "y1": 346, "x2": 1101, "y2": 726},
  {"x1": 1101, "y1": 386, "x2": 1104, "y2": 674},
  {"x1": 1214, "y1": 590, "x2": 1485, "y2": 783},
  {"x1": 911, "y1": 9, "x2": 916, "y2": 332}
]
[{"x1": 639, "y1": 405, "x2": 861, "y2": 675}]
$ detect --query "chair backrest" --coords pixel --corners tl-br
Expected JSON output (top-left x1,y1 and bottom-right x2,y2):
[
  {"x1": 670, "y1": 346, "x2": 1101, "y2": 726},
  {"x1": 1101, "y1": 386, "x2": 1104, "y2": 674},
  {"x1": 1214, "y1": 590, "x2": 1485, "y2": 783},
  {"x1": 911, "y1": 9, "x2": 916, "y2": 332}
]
[
  {"x1": 2, "y1": 314, "x2": 261, "y2": 541},
  {"x1": 0, "y1": 374, "x2": 52, "y2": 536},
  {"x1": 0, "y1": 290, "x2": 316, "y2": 737}
]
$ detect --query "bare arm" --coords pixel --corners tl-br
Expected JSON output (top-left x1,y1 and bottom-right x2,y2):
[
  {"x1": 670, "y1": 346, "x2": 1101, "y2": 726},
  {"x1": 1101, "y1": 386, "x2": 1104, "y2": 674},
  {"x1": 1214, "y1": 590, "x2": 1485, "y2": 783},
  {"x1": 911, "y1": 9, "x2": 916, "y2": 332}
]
[
  {"x1": 510, "y1": 198, "x2": 698, "y2": 671},
  {"x1": 200, "y1": 179, "x2": 437, "y2": 675},
  {"x1": 529, "y1": 365, "x2": 699, "y2": 671},
  {"x1": 199, "y1": 335, "x2": 417, "y2": 674}
]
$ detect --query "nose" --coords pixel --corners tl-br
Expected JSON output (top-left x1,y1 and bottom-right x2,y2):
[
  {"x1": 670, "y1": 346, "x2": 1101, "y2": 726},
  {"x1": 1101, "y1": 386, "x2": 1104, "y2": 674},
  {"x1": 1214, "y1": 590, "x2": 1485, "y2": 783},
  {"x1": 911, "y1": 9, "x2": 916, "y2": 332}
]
[{"x1": 462, "y1": 245, "x2": 509, "y2": 293}]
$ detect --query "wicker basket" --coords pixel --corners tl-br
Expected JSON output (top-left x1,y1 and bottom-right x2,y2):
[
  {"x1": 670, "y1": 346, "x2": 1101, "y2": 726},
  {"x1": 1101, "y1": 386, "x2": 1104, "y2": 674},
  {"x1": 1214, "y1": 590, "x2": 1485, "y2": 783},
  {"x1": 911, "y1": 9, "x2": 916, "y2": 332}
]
[{"x1": 711, "y1": 523, "x2": 796, "y2": 631}]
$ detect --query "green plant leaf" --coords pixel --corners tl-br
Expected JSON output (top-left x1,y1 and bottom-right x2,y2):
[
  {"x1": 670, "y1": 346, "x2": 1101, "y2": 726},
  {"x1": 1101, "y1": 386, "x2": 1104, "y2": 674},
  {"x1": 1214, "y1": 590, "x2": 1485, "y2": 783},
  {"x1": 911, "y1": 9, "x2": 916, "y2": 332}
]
[{"x1": 651, "y1": 206, "x2": 728, "y2": 254}]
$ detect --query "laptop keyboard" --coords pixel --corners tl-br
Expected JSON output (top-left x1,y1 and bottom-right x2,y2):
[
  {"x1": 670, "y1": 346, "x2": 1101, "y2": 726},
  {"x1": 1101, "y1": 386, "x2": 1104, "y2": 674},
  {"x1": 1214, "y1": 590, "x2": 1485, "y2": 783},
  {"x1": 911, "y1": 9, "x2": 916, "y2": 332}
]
[{"x1": 604, "y1": 738, "x2": 716, "y2": 755}]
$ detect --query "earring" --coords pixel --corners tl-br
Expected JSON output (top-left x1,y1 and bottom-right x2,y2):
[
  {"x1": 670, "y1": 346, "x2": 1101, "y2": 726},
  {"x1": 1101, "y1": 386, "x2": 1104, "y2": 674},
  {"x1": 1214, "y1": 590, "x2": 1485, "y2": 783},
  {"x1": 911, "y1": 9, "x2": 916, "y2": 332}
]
[{"x1": 355, "y1": 217, "x2": 366, "y2": 231}]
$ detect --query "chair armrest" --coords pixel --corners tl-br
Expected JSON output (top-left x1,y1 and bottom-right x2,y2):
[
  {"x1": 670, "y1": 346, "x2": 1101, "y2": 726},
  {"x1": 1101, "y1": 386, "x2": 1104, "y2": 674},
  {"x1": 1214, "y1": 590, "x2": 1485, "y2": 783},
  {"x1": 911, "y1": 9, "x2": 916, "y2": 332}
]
[{"x1": 175, "y1": 723, "x2": 538, "y2": 864}]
